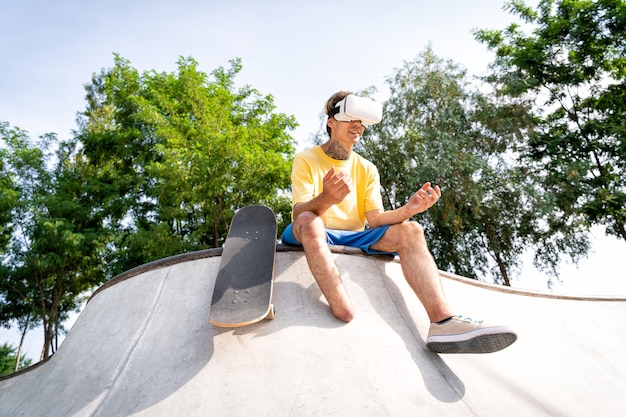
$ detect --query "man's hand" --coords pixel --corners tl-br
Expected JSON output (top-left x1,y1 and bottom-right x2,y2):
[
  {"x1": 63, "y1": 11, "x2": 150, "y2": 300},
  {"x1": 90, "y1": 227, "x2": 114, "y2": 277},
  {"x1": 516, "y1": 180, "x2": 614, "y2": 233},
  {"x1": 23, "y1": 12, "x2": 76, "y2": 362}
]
[
  {"x1": 322, "y1": 166, "x2": 352, "y2": 205},
  {"x1": 292, "y1": 167, "x2": 352, "y2": 220},
  {"x1": 406, "y1": 182, "x2": 441, "y2": 215}
]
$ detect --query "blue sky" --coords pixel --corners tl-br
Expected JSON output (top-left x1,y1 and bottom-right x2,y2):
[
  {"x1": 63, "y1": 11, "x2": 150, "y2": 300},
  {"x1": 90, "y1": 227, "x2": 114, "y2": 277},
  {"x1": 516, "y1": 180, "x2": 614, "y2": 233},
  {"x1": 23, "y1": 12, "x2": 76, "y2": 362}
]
[
  {"x1": 2, "y1": 0, "x2": 534, "y2": 144},
  {"x1": 1, "y1": 0, "x2": 624, "y2": 359}
]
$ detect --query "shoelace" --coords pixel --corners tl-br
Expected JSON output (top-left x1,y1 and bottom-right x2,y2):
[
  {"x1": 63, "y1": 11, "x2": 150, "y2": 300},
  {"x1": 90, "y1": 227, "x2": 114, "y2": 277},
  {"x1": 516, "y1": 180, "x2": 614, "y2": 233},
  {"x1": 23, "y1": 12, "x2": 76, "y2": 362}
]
[{"x1": 455, "y1": 315, "x2": 483, "y2": 324}]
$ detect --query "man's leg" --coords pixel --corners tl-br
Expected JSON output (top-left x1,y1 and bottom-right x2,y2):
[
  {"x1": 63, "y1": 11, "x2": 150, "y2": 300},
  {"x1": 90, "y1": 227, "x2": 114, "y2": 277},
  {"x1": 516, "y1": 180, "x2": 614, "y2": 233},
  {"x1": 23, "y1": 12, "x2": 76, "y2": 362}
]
[
  {"x1": 370, "y1": 221, "x2": 517, "y2": 353},
  {"x1": 291, "y1": 211, "x2": 354, "y2": 322},
  {"x1": 369, "y1": 221, "x2": 454, "y2": 323}
]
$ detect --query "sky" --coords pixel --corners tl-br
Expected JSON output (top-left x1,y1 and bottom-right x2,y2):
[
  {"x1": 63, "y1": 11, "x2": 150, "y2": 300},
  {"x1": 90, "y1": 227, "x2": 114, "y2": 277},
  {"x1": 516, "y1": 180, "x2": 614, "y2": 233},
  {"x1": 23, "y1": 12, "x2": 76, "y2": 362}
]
[{"x1": 1, "y1": 0, "x2": 624, "y2": 361}]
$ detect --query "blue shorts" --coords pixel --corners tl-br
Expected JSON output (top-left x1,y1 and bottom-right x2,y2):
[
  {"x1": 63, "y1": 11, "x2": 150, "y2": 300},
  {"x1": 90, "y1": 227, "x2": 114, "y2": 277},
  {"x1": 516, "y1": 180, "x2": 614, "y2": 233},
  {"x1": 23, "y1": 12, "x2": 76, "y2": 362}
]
[{"x1": 281, "y1": 223, "x2": 396, "y2": 256}]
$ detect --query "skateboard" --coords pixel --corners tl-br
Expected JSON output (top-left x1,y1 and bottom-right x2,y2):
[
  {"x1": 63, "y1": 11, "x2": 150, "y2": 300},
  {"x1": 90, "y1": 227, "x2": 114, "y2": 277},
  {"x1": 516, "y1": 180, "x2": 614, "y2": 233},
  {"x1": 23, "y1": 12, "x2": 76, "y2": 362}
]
[{"x1": 209, "y1": 205, "x2": 277, "y2": 327}]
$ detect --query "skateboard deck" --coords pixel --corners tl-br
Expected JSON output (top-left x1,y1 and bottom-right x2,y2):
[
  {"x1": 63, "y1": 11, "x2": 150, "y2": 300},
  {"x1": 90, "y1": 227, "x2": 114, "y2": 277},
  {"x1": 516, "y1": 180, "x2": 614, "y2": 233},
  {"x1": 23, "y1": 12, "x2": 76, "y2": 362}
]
[{"x1": 209, "y1": 205, "x2": 277, "y2": 327}]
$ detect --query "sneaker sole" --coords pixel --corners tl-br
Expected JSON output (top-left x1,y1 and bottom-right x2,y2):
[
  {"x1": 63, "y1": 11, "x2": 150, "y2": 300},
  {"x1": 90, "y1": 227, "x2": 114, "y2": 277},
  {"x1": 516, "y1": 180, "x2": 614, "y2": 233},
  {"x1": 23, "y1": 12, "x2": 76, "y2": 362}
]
[{"x1": 427, "y1": 331, "x2": 517, "y2": 354}]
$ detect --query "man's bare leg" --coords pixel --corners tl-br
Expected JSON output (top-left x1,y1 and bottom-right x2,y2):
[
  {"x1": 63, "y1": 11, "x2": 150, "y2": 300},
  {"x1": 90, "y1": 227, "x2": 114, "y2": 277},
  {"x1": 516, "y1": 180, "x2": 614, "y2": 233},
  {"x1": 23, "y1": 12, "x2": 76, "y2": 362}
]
[
  {"x1": 370, "y1": 221, "x2": 454, "y2": 323},
  {"x1": 292, "y1": 212, "x2": 354, "y2": 322}
]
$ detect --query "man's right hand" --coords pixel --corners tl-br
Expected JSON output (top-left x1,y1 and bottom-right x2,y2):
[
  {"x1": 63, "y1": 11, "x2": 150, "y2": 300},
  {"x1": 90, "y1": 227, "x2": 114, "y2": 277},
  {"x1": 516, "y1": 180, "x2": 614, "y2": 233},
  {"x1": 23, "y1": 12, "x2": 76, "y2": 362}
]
[
  {"x1": 322, "y1": 167, "x2": 352, "y2": 205},
  {"x1": 292, "y1": 167, "x2": 352, "y2": 220}
]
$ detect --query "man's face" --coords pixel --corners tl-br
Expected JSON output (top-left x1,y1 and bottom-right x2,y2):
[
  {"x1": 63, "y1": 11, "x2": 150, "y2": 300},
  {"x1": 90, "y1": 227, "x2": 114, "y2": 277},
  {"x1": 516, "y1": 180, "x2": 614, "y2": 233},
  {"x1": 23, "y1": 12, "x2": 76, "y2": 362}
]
[{"x1": 328, "y1": 117, "x2": 365, "y2": 146}]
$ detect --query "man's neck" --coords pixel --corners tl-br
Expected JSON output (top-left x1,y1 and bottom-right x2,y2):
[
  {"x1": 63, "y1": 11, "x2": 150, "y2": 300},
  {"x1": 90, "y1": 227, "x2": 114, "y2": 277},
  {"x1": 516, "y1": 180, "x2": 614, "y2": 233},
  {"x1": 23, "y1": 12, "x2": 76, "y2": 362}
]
[{"x1": 322, "y1": 140, "x2": 351, "y2": 160}]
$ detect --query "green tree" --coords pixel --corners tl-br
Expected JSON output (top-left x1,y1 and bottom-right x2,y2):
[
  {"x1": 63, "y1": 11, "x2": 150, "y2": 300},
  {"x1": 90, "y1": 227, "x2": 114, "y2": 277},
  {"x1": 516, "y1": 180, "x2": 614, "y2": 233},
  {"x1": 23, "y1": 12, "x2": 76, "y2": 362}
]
[
  {"x1": 0, "y1": 342, "x2": 32, "y2": 375},
  {"x1": 475, "y1": 0, "x2": 626, "y2": 242},
  {"x1": 470, "y1": 88, "x2": 590, "y2": 283},
  {"x1": 360, "y1": 47, "x2": 586, "y2": 284},
  {"x1": 360, "y1": 48, "x2": 529, "y2": 282},
  {"x1": 77, "y1": 56, "x2": 297, "y2": 274},
  {"x1": 0, "y1": 124, "x2": 111, "y2": 359},
  {"x1": 0, "y1": 123, "x2": 21, "y2": 253}
]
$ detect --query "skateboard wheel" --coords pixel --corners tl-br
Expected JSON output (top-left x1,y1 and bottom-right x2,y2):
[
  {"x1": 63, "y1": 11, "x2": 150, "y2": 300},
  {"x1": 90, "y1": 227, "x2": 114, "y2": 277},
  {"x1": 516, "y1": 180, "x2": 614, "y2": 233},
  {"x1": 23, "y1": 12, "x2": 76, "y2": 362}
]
[{"x1": 267, "y1": 304, "x2": 275, "y2": 320}]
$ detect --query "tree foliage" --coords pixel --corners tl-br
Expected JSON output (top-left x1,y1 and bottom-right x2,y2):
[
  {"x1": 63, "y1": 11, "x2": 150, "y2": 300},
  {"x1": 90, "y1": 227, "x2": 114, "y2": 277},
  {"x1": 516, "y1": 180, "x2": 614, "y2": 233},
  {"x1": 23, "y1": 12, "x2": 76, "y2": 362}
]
[
  {"x1": 0, "y1": 124, "x2": 111, "y2": 360},
  {"x1": 474, "y1": 0, "x2": 626, "y2": 241},
  {"x1": 359, "y1": 48, "x2": 528, "y2": 282},
  {"x1": 76, "y1": 55, "x2": 297, "y2": 275},
  {"x1": 360, "y1": 47, "x2": 588, "y2": 284},
  {"x1": 0, "y1": 134, "x2": 20, "y2": 254},
  {"x1": 0, "y1": 342, "x2": 32, "y2": 375}
]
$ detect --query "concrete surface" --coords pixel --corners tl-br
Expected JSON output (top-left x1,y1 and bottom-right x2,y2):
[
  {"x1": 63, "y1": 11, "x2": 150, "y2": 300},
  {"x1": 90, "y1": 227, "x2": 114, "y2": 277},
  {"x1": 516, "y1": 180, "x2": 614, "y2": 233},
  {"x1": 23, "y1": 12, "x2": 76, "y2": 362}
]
[{"x1": 1, "y1": 246, "x2": 625, "y2": 417}]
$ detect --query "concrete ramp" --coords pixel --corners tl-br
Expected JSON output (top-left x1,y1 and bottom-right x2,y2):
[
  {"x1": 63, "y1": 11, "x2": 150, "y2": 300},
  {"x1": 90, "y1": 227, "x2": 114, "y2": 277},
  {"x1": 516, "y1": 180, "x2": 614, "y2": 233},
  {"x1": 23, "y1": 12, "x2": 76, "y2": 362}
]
[{"x1": 1, "y1": 248, "x2": 625, "y2": 416}]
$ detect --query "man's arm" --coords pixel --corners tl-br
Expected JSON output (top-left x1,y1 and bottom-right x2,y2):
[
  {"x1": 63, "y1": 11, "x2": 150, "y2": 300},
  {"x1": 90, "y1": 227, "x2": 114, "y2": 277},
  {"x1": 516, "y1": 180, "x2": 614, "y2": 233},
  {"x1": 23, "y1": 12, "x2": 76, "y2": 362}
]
[
  {"x1": 366, "y1": 182, "x2": 441, "y2": 228},
  {"x1": 293, "y1": 167, "x2": 352, "y2": 220}
]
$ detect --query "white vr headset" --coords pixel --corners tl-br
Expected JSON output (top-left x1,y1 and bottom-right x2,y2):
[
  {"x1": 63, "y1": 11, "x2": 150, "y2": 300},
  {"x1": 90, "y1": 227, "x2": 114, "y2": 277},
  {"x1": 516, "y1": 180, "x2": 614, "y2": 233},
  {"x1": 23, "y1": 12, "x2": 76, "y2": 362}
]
[{"x1": 329, "y1": 94, "x2": 383, "y2": 126}]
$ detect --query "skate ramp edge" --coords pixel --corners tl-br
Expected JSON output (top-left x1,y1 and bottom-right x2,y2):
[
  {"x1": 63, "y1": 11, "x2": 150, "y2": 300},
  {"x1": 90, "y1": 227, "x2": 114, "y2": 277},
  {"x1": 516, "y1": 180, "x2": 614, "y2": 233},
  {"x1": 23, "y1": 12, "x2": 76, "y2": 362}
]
[{"x1": 1, "y1": 246, "x2": 625, "y2": 417}]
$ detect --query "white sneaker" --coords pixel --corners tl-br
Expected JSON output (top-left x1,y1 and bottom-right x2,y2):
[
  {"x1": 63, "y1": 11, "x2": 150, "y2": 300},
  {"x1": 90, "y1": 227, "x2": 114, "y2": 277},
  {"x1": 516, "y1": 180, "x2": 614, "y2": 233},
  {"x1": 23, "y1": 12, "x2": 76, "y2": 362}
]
[{"x1": 426, "y1": 315, "x2": 517, "y2": 354}]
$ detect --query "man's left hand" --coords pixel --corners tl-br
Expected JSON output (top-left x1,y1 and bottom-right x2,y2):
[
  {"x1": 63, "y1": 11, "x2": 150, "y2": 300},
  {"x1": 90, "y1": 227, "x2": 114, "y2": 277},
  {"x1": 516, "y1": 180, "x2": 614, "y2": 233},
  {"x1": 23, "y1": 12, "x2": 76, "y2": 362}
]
[{"x1": 407, "y1": 182, "x2": 441, "y2": 215}]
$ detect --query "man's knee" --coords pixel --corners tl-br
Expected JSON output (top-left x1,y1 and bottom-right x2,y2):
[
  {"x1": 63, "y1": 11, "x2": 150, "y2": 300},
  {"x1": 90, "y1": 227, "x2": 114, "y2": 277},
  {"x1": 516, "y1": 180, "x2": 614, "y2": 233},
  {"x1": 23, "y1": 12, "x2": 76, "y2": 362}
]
[
  {"x1": 390, "y1": 220, "x2": 423, "y2": 236},
  {"x1": 392, "y1": 221, "x2": 427, "y2": 246},
  {"x1": 293, "y1": 211, "x2": 325, "y2": 242}
]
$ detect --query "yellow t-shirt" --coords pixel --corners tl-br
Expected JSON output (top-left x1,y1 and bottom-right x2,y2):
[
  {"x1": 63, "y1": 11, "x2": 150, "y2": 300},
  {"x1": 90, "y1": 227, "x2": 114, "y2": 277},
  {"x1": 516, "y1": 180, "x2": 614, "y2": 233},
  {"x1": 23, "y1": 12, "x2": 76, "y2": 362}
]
[{"x1": 291, "y1": 146, "x2": 384, "y2": 231}]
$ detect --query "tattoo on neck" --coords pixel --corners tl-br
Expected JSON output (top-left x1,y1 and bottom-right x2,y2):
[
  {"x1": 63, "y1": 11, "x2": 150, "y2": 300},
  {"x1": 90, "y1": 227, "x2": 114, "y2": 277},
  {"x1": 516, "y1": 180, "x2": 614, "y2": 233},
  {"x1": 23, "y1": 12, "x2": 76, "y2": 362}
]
[{"x1": 324, "y1": 141, "x2": 350, "y2": 160}]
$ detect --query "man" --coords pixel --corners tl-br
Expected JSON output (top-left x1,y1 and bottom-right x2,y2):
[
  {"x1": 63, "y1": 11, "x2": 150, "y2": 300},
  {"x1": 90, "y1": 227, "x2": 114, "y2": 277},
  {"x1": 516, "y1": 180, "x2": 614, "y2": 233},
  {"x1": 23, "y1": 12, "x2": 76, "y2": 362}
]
[{"x1": 281, "y1": 91, "x2": 516, "y2": 354}]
